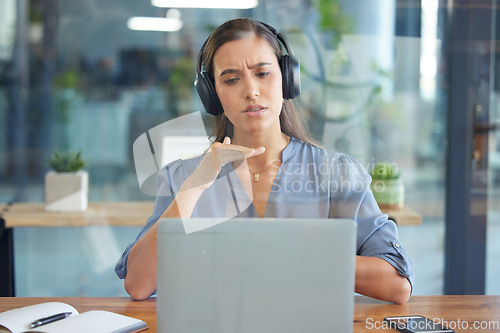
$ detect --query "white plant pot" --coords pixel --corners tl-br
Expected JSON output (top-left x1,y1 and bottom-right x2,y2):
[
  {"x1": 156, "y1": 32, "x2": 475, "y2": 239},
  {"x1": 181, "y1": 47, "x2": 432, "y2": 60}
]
[
  {"x1": 370, "y1": 178, "x2": 405, "y2": 210},
  {"x1": 45, "y1": 171, "x2": 88, "y2": 212}
]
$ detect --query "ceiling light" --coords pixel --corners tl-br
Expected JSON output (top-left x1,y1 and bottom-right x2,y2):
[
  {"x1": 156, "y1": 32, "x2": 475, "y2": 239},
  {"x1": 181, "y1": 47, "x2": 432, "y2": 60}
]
[
  {"x1": 152, "y1": 0, "x2": 258, "y2": 9},
  {"x1": 127, "y1": 17, "x2": 183, "y2": 32}
]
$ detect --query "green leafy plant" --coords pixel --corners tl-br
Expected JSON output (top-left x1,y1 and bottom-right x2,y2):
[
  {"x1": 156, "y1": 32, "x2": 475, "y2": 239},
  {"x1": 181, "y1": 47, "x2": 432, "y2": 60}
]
[
  {"x1": 49, "y1": 150, "x2": 88, "y2": 173},
  {"x1": 315, "y1": 0, "x2": 354, "y2": 48},
  {"x1": 370, "y1": 162, "x2": 400, "y2": 180}
]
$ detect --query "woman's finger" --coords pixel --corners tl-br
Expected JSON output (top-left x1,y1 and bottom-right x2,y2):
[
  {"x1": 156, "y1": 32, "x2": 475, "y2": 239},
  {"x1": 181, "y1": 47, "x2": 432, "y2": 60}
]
[
  {"x1": 244, "y1": 146, "x2": 265, "y2": 158},
  {"x1": 254, "y1": 146, "x2": 266, "y2": 155},
  {"x1": 211, "y1": 139, "x2": 266, "y2": 165}
]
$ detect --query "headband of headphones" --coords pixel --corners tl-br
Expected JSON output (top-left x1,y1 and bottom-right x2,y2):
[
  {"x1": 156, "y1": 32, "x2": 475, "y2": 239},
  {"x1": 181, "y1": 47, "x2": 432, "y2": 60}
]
[{"x1": 194, "y1": 20, "x2": 301, "y2": 116}]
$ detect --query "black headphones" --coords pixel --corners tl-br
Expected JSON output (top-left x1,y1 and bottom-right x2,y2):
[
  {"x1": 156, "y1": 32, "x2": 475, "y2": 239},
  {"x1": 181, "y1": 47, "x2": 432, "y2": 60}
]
[{"x1": 194, "y1": 20, "x2": 301, "y2": 116}]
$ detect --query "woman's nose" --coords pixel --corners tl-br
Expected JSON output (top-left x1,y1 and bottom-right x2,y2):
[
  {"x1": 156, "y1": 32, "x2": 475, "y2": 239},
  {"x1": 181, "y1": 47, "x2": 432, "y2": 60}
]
[{"x1": 244, "y1": 77, "x2": 259, "y2": 99}]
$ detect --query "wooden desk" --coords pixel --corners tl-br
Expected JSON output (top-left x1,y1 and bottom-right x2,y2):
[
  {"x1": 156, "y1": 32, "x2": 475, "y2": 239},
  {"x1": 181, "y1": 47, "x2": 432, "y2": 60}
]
[
  {"x1": 0, "y1": 296, "x2": 499, "y2": 332},
  {"x1": 355, "y1": 295, "x2": 500, "y2": 332}
]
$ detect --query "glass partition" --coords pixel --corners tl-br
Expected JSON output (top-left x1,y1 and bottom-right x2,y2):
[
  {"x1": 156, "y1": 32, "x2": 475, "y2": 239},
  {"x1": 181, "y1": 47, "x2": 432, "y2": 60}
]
[
  {"x1": 1, "y1": 0, "x2": 449, "y2": 296},
  {"x1": 486, "y1": 11, "x2": 500, "y2": 295}
]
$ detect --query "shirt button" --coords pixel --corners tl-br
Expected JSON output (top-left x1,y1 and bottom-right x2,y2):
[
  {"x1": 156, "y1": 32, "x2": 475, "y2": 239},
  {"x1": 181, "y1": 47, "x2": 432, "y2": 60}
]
[{"x1": 395, "y1": 243, "x2": 400, "y2": 248}]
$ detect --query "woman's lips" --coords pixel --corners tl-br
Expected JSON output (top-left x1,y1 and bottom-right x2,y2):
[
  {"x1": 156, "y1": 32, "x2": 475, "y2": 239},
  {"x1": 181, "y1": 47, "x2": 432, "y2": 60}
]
[{"x1": 243, "y1": 105, "x2": 267, "y2": 116}]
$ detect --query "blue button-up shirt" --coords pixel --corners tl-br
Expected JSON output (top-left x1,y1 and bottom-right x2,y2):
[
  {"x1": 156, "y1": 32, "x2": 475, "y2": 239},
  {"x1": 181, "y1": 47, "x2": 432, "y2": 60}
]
[{"x1": 116, "y1": 137, "x2": 414, "y2": 290}]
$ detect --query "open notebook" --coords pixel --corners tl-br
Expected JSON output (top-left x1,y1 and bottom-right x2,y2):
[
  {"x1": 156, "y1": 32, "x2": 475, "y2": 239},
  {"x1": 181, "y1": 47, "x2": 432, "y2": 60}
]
[{"x1": 0, "y1": 302, "x2": 147, "y2": 333}]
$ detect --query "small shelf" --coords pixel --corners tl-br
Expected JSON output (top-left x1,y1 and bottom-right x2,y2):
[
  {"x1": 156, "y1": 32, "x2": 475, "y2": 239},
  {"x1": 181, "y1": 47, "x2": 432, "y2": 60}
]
[
  {"x1": 381, "y1": 206, "x2": 422, "y2": 226},
  {"x1": 2, "y1": 202, "x2": 154, "y2": 228}
]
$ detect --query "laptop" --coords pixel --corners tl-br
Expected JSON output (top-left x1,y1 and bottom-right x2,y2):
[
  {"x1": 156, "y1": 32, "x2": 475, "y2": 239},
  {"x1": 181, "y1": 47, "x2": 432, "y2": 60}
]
[{"x1": 157, "y1": 218, "x2": 356, "y2": 333}]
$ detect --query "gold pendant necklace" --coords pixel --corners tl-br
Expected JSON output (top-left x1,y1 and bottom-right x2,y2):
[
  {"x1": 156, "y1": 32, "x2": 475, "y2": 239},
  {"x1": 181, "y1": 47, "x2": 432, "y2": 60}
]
[
  {"x1": 243, "y1": 136, "x2": 289, "y2": 182},
  {"x1": 254, "y1": 173, "x2": 260, "y2": 182},
  {"x1": 245, "y1": 161, "x2": 277, "y2": 182}
]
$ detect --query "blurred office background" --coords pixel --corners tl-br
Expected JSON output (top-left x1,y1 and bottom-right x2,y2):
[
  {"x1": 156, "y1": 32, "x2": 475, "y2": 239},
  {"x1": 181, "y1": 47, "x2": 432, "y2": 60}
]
[{"x1": 0, "y1": 0, "x2": 498, "y2": 297}]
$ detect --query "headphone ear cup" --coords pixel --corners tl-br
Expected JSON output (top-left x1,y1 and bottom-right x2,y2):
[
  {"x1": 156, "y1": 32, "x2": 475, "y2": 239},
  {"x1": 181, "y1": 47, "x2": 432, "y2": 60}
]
[
  {"x1": 195, "y1": 72, "x2": 224, "y2": 116},
  {"x1": 280, "y1": 54, "x2": 301, "y2": 100},
  {"x1": 279, "y1": 56, "x2": 289, "y2": 99},
  {"x1": 280, "y1": 55, "x2": 301, "y2": 100}
]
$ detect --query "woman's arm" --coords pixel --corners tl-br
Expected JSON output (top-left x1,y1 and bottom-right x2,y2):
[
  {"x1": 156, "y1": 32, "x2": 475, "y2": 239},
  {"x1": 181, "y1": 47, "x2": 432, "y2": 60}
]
[
  {"x1": 124, "y1": 186, "x2": 204, "y2": 300},
  {"x1": 329, "y1": 153, "x2": 414, "y2": 304},
  {"x1": 124, "y1": 223, "x2": 159, "y2": 301},
  {"x1": 123, "y1": 138, "x2": 264, "y2": 300},
  {"x1": 355, "y1": 256, "x2": 412, "y2": 304}
]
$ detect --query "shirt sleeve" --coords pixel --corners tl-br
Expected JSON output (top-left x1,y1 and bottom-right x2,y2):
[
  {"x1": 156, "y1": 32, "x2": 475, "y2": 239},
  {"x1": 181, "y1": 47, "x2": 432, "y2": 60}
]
[
  {"x1": 329, "y1": 153, "x2": 415, "y2": 291},
  {"x1": 114, "y1": 160, "x2": 184, "y2": 280}
]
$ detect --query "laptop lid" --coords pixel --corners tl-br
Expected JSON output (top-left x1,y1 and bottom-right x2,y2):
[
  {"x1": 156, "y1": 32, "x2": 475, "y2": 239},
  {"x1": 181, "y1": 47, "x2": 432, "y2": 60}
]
[{"x1": 157, "y1": 218, "x2": 356, "y2": 333}]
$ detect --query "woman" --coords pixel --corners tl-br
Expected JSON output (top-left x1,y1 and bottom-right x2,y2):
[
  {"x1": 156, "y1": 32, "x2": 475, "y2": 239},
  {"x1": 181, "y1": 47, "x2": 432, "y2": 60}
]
[{"x1": 116, "y1": 18, "x2": 413, "y2": 304}]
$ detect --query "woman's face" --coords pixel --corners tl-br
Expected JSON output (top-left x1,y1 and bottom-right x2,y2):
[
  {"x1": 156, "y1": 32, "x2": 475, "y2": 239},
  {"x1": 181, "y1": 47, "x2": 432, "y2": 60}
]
[{"x1": 212, "y1": 33, "x2": 283, "y2": 136}]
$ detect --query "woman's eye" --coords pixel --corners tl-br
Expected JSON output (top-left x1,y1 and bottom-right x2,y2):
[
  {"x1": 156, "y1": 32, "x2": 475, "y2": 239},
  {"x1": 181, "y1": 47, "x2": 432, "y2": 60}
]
[
  {"x1": 224, "y1": 77, "x2": 239, "y2": 85},
  {"x1": 257, "y1": 72, "x2": 270, "y2": 77}
]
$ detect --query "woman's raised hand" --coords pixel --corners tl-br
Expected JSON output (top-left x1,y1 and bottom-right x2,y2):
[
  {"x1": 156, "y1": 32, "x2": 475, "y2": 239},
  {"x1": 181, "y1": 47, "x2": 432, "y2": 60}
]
[{"x1": 182, "y1": 136, "x2": 265, "y2": 191}]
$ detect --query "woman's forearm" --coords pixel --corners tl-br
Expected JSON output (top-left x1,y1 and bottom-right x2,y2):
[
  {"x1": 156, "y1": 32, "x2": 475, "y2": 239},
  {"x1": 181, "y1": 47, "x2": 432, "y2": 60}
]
[
  {"x1": 355, "y1": 256, "x2": 411, "y2": 304},
  {"x1": 124, "y1": 186, "x2": 204, "y2": 300},
  {"x1": 124, "y1": 222, "x2": 159, "y2": 300}
]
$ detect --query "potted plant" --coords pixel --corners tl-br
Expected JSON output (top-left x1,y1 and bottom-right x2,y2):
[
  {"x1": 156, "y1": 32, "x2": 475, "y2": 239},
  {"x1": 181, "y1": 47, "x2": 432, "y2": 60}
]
[
  {"x1": 369, "y1": 162, "x2": 404, "y2": 210},
  {"x1": 45, "y1": 150, "x2": 89, "y2": 212}
]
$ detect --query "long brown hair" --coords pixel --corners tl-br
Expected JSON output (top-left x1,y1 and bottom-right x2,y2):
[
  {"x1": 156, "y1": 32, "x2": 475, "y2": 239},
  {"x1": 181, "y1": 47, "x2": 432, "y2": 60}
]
[{"x1": 201, "y1": 18, "x2": 317, "y2": 146}]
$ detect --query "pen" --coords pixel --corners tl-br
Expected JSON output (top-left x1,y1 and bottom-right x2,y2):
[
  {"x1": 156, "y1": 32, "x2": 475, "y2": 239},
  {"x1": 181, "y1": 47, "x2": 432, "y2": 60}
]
[{"x1": 29, "y1": 312, "x2": 73, "y2": 328}]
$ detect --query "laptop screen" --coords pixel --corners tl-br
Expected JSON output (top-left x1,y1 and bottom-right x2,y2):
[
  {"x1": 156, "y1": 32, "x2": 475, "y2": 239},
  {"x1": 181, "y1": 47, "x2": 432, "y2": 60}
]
[{"x1": 157, "y1": 218, "x2": 356, "y2": 333}]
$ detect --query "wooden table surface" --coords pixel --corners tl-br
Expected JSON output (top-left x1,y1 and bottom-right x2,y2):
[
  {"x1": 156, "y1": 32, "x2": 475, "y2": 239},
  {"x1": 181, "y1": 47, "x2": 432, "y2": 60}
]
[
  {"x1": 2, "y1": 201, "x2": 421, "y2": 227},
  {"x1": 354, "y1": 295, "x2": 500, "y2": 332},
  {"x1": 1, "y1": 295, "x2": 499, "y2": 332},
  {"x1": 382, "y1": 206, "x2": 422, "y2": 225},
  {"x1": 2, "y1": 201, "x2": 154, "y2": 227}
]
